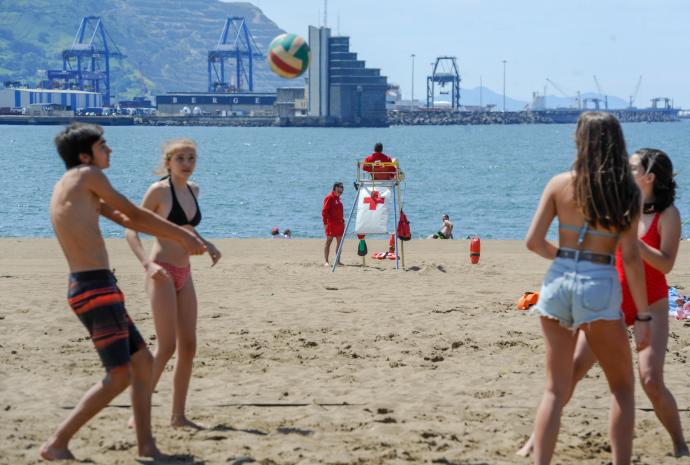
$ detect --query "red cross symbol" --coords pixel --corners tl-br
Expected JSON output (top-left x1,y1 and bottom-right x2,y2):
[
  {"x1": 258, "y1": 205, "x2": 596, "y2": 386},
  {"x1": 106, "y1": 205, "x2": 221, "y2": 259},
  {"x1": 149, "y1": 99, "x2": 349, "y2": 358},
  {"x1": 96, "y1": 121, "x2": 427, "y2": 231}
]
[{"x1": 364, "y1": 191, "x2": 385, "y2": 210}]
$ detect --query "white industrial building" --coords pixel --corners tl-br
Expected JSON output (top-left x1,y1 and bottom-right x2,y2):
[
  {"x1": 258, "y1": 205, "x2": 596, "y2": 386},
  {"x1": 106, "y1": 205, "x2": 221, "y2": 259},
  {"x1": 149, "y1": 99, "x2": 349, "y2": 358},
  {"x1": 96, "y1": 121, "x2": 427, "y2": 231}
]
[{"x1": 0, "y1": 88, "x2": 103, "y2": 110}]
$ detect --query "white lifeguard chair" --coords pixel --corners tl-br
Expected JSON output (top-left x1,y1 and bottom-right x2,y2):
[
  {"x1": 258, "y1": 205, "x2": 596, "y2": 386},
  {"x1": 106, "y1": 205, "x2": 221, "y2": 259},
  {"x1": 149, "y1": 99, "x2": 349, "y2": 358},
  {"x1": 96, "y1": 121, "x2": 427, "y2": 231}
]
[{"x1": 332, "y1": 160, "x2": 406, "y2": 272}]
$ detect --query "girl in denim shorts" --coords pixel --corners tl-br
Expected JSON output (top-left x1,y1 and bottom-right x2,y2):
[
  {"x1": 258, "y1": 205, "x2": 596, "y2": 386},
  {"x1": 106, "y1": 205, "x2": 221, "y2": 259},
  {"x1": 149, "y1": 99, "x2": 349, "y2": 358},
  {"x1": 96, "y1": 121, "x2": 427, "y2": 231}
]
[
  {"x1": 519, "y1": 148, "x2": 688, "y2": 460},
  {"x1": 523, "y1": 112, "x2": 652, "y2": 465}
]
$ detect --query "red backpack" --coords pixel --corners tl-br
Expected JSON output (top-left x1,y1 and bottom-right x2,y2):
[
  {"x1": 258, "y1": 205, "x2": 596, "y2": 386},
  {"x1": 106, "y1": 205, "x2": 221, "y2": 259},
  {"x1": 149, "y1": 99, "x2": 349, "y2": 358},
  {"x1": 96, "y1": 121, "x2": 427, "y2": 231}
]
[{"x1": 397, "y1": 210, "x2": 411, "y2": 241}]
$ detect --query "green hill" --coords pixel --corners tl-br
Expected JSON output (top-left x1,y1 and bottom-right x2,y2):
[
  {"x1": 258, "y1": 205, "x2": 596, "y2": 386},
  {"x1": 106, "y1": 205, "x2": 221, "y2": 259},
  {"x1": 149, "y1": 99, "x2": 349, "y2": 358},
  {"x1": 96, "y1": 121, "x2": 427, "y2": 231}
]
[{"x1": 0, "y1": 0, "x2": 294, "y2": 99}]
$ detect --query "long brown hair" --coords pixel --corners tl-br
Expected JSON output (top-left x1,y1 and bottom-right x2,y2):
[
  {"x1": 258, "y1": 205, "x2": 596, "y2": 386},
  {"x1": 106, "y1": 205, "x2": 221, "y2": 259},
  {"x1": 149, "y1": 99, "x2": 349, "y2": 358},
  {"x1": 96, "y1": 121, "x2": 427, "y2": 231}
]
[{"x1": 572, "y1": 112, "x2": 639, "y2": 231}]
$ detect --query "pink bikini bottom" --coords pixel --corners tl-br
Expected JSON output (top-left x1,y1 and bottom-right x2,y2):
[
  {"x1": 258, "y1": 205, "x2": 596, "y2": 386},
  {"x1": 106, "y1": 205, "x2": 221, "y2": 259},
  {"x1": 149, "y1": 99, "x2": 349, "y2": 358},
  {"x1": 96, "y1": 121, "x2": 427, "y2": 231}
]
[{"x1": 154, "y1": 261, "x2": 191, "y2": 291}]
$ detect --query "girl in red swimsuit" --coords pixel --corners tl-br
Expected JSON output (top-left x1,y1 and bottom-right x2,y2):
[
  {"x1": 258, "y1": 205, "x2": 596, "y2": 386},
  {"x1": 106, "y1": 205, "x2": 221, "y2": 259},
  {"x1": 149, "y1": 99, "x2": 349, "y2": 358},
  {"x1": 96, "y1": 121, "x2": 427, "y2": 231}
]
[
  {"x1": 518, "y1": 148, "x2": 688, "y2": 458},
  {"x1": 126, "y1": 139, "x2": 221, "y2": 429}
]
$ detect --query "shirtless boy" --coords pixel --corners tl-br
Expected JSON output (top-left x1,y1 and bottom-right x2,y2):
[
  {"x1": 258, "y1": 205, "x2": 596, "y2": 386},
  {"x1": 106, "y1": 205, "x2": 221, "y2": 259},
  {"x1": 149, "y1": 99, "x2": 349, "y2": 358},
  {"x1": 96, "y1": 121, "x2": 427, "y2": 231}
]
[{"x1": 40, "y1": 123, "x2": 206, "y2": 461}]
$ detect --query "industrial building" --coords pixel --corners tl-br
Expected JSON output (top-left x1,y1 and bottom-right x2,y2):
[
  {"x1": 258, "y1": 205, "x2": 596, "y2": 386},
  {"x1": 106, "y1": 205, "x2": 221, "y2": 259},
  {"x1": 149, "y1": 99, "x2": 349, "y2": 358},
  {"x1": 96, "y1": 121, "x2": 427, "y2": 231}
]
[
  {"x1": 154, "y1": 17, "x2": 278, "y2": 117},
  {"x1": 275, "y1": 87, "x2": 307, "y2": 118},
  {"x1": 155, "y1": 92, "x2": 276, "y2": 116},
  {"x1": 0, "y1": 88, "x2": 103, "y2": 111},
  {"x1": 307, "y1": 26, "x2": 388, "y2": 126}
]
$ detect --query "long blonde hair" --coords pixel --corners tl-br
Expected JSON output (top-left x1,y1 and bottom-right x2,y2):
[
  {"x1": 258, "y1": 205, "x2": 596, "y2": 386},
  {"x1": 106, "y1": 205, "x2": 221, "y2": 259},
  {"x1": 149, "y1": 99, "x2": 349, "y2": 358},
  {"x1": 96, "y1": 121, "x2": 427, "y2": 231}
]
[{"x1": 156, "y1": 139, "x2": 197, "y2": 177}]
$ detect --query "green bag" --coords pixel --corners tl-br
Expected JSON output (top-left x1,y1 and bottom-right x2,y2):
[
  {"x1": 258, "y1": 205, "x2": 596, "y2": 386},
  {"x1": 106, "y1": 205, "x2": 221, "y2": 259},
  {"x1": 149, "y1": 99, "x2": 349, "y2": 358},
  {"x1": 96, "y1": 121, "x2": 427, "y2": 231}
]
[{"x1": 357, "y1": 238, "x2": 368, "y2": 256}]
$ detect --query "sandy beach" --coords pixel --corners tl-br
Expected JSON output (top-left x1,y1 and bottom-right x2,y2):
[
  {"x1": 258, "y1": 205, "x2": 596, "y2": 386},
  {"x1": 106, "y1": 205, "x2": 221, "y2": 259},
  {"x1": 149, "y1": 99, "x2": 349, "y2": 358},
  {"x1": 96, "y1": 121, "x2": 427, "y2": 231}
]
[{"x1": 2, "y1": 238, "x2": 690, "y2": 465}]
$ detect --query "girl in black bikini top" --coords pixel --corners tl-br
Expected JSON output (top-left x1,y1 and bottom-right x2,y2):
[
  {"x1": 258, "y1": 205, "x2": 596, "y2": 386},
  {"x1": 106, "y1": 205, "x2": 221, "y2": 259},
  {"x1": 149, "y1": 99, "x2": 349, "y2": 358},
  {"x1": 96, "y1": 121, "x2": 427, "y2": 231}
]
[
  {"x1": 125, "y1": 138, "x2": 220, "y2": 431},
  {"x1": 166, "y1": 176, "x2": 201, "y2": 227}
]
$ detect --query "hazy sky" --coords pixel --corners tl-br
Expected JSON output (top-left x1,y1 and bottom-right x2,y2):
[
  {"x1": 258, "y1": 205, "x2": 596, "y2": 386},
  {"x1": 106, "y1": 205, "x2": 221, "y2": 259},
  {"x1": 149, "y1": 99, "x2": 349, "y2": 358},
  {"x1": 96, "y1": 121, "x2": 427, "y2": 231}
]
[{"x1": 244, "y1": 0, "x2": 690, "y2": 108}]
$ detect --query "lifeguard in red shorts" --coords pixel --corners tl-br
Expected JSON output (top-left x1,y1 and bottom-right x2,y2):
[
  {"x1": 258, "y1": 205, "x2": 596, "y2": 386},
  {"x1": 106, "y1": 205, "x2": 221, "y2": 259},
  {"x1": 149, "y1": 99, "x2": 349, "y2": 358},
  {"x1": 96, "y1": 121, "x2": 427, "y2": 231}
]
[{"x1": 322, "y1": 181, "x2": 345, "y2": 266}]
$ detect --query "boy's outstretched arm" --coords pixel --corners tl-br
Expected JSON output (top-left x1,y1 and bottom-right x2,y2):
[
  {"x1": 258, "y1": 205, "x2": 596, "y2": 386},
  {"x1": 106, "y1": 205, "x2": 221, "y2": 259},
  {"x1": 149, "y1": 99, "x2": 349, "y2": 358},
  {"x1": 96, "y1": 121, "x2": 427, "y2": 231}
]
[
  {"x1": 192, "y1": 228, "x2": 222, "y2": 266},
  {"x1": 87, "y1": 168, "x2": 206, "y2": 255}
]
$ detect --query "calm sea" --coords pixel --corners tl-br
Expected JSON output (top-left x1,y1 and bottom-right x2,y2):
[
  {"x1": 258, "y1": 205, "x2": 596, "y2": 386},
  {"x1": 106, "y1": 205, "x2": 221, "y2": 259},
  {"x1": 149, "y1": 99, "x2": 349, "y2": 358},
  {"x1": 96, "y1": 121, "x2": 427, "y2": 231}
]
[{"x1": 2, "y1": 121, "x2": 690, "y2": 239}]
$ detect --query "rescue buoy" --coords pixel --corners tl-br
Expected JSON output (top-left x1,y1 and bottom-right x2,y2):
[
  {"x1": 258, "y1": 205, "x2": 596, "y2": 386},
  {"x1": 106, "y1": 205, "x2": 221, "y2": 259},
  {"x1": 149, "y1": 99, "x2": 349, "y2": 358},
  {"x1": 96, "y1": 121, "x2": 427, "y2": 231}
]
[
  {"x1": 372, "y1": 252, "x2": 387, "y2": 260},
  {"x1": 470, "y1": 236, "x2": 481, "y2": 264},
  {"x1": 387, "y1": 252, "x2": 397, "y2": 260}
]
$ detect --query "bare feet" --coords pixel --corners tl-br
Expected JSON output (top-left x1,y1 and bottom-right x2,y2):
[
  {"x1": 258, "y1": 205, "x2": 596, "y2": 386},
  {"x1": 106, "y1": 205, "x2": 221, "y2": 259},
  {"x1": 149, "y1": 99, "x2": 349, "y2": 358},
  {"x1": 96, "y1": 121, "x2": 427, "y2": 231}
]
[
  {"x1": 39, "y1": 440, "x2": 75, "y2": 461},
  {"x1": 171, "y1": 415, "x2": 204, "y2": 430},
  {"x1": 127, "y1": 415, "x2": 135, "y2": 429},
  {"x1": 515, "y1": 432, "x2": 534, "y2": 457},
  {"x1": 324, "y1": 262, "x2": 330, "y2": 267},
  {"x1": 138, "y1": 439, "x2": 166, "y2": 460}
]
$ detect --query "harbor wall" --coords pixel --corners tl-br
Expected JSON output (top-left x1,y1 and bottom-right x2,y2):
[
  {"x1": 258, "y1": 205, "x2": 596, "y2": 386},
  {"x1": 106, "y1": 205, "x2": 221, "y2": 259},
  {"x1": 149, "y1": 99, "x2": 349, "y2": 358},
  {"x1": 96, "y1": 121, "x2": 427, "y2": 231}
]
[{"x1": 387, "y1": 109, "x2": 680, "y2": 126}]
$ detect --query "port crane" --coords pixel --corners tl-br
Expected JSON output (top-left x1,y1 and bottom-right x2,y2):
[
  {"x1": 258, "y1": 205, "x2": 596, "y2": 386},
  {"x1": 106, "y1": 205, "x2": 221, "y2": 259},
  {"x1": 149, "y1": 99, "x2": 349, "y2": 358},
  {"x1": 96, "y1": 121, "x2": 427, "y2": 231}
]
[
  {"x1": 582, "y1": 97, "x2": 604, "y2": 110},
  {"x1": 628, "y1": 76, "x2": 643, "y2": 108},
  {"x1": 592, "y1": 75, "x2": 608, "y2": 110},
  {"x1": 45, "y1": 16, "x2": 125, "y2": 106},
  {"x1": 545, "y1": 78, "x2": 581, "y2": 109},
  {"x1": 426, "y1": 56, "x2": 461, "y2": 110},
  {"x1": 208, "y1": 17, "x2": 263, "y2": 93},
  {"x1": 651, "y1": 97, "x2": 672, "y2": 110}
]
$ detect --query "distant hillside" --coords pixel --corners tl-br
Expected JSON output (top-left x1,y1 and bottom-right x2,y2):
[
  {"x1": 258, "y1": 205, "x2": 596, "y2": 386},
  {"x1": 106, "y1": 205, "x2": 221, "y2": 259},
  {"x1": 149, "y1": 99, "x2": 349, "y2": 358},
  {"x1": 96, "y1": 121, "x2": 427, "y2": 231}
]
[
  {"x1": 458, "y1": 87, "x2": 528, "y2": 111},
  {"x1": 457, "y1": 87, "x2": 630, "y2": 111},
  {"x1": 543, "y1": 93, "x2": 629, "y2": 110},
  {"x1": 0, "y1": 0, "x2": 295, "y2": 98}
]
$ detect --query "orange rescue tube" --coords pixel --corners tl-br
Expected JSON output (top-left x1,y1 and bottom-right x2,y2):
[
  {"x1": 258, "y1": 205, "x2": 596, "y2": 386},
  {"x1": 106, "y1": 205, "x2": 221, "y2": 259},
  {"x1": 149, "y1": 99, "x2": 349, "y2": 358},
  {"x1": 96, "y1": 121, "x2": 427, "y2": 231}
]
[{"x1": 470, "y1": 236, "x2": 481, "y2": 264}]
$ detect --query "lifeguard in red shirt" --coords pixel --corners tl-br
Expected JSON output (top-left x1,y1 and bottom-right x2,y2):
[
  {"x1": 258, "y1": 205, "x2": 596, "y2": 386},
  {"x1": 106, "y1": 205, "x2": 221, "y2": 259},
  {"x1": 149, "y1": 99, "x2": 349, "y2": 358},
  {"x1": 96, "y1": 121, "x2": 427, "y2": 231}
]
[
  {"x1": 322, "y1": 181, "x2": 345, "y2": 266},
  {"x1": 363, "y1": 142, "x2": 397, "y2": 180}
]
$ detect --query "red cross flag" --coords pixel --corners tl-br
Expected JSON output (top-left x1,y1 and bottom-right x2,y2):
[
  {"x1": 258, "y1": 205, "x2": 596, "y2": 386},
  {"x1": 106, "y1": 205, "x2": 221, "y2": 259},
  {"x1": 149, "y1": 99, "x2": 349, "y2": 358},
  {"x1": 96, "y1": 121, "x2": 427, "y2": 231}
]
[{"x1": 355, "y1": 186, "x2": 392, "y2": 234}]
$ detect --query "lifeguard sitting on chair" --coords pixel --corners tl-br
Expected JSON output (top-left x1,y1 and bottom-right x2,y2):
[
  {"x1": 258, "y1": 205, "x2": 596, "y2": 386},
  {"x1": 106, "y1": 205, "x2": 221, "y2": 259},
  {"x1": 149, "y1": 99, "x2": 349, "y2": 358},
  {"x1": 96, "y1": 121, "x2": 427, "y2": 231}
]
[{"x1": 363, "y1": 142, "x2": 397, "y2": 180}]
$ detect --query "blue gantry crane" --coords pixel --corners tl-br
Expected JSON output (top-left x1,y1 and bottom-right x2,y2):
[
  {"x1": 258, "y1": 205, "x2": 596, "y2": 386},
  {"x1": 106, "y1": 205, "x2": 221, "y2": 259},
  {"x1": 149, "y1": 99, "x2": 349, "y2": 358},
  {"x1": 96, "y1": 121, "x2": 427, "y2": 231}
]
[
  {"x1": 208, "y1": 17, "x2": 264, "y2": 93},
  {"x1": 426, "y1": 56, "x2": 461, "y2": 110},
  {"x1": 46, "y1": 16, "x2": 125, "y2": 106}
]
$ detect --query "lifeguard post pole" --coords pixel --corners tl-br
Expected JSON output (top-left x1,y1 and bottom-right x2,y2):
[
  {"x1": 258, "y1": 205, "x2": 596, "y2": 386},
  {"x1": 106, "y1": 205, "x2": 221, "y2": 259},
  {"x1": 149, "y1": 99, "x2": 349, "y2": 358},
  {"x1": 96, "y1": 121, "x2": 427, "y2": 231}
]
[
  {"x1": 331, "y1": 168, "x2": 361, "y2": 273},
  {"x1": 394, "y1": 162, "x2": 405, "y2": 269}
]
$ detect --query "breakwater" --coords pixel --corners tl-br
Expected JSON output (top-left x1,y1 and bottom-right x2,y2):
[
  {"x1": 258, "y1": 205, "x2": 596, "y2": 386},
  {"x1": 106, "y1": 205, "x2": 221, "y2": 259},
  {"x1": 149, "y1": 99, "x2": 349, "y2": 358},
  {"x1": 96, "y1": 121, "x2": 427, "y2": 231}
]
[
  {"x1": 0, "y1": 109, "x2": 680, "y2": 127},
  {"x1": 0, "y1": 115, "x2": 134, "y2": 126},
  {"x1": 139, "y1": 116, "x2": 275, "y2": 127},
  {"x1": 387, "y1": 109, "x2": 680, "y2": 126}
]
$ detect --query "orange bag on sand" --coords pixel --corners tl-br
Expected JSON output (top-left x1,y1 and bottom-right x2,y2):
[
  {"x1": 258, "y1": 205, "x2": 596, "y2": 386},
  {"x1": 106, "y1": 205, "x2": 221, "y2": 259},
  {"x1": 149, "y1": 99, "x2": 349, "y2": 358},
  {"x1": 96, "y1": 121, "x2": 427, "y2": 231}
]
[{"x1": 517, "y1": 292, "x2": 539, "y2": 310}]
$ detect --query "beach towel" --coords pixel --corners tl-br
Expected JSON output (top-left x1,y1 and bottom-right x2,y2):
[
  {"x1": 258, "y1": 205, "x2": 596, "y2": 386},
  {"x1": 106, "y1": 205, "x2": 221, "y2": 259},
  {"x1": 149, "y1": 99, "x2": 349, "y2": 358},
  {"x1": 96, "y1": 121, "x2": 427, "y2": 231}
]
[{"x1": 669, "y1": 287, "x2": 690, "y2": 318}]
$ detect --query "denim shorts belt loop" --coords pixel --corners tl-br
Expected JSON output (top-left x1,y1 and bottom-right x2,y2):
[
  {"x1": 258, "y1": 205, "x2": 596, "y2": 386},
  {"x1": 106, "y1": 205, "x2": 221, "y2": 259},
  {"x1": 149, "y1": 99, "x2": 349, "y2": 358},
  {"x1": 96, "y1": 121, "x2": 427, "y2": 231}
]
[{"x1": 556, "y1": 248, "x2": 614, "y2": 265}]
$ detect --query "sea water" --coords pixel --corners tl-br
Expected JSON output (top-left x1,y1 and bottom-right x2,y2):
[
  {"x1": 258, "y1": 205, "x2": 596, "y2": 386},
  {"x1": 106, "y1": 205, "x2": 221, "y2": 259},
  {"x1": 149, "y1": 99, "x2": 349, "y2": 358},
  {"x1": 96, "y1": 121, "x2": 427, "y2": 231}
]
[{"x1": 1, "y1": 121, "x2": 689, "y2": 239}]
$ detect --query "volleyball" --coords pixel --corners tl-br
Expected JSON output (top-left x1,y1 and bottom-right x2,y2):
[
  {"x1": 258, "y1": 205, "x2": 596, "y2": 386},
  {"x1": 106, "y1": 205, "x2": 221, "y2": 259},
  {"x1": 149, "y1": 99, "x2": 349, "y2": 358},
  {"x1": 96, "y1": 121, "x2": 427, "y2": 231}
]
[{"x1": 267, "y1": 33, "x2": 311, "y2": 79}]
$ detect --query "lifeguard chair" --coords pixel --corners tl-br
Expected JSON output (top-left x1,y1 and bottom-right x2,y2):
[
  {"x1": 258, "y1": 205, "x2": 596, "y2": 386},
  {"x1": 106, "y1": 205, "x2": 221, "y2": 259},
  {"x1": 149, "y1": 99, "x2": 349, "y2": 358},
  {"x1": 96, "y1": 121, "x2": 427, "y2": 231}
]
[{"x1": 332, "y1": 160, "x2": 406, "y2": 271}]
